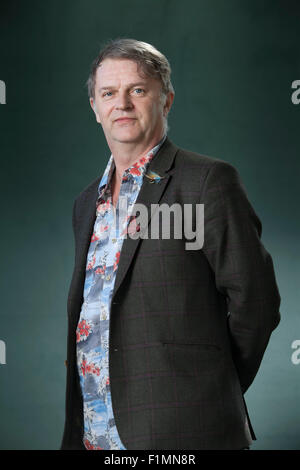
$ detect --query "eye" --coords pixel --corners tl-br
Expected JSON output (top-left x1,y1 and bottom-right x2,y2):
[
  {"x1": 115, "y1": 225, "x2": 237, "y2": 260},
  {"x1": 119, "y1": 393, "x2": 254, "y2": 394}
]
[
  {"x1": 133, "y1": 88, "x2": 145, "y2": 95},
  {"x1": 103, "y1": 91, "x2": 113, "y2": 97}
]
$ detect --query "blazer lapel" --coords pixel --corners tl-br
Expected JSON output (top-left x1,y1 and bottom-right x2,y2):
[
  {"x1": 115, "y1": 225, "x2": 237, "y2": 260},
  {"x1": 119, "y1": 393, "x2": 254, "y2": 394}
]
[
  {"x1": 71, "y1": 178, "x2": 100, "y2": 315},
  {"x1": 77, "y1": 182, "x2": 100, "y2": 257},
  {"x1": 112, "y1": 137, "x2": 178, "y2": 298}
]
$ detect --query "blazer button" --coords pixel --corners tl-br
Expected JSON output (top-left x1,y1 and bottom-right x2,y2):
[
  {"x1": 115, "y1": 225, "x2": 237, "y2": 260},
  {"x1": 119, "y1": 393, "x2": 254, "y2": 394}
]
[{"x1": 114, "y1": 348, "x2": 118, "y2": 352}]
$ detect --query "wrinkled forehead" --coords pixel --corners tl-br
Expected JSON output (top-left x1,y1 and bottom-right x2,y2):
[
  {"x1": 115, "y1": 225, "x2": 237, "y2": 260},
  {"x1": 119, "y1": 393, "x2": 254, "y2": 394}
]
[{"x1": 95, "y1": 58, "x2": 158, "y2": 88}]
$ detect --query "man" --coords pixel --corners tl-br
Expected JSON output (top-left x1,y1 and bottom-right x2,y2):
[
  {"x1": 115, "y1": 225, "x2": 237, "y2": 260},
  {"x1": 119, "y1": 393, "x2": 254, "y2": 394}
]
[{"x1": 61, "y1": 38, "x2": 281, "y2": 450}]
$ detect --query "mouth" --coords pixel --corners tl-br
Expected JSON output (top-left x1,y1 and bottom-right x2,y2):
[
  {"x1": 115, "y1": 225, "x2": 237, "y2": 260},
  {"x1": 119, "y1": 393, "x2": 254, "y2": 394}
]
[{"x1": 114, "y1": 118, "x2": 136, "y2": 123}]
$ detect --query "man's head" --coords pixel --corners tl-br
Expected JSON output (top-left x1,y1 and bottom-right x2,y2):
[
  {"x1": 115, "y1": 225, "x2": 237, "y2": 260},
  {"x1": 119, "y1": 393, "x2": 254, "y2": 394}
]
[{"x1": 87, "y1": 38, "x2": 174, "y2": 149}]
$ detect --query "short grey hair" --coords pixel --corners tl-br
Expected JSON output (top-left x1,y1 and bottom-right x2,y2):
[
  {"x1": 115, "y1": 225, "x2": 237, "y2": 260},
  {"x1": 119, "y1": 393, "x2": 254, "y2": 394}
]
[{"x1": 87, "y1": 38, "x2": 174, "y2": 100}]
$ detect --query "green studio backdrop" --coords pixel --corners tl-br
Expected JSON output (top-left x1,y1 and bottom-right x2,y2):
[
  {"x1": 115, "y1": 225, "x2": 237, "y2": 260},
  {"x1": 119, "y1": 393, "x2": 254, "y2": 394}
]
[{"x1": 0, "y1": 0, "x2": 299, "y2": 450}]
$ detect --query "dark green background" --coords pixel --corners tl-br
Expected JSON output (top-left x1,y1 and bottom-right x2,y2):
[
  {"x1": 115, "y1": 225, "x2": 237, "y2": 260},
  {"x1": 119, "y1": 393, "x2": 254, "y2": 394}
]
[{"x1": 0, "y1": 0, "x2": 299, "y2": 450}]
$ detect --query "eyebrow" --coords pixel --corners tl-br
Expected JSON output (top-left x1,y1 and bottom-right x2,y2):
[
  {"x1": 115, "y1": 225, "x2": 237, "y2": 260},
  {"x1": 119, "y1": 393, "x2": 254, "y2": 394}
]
[{"x1": 98, "y1": 82, "x2": 147, "y2": 92}]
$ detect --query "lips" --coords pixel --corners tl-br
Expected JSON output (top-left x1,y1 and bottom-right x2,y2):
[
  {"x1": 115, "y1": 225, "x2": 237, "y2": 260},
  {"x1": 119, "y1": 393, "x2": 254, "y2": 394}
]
[{"x1": 115, "y1": 118, "x2": 136, "y2": 123}]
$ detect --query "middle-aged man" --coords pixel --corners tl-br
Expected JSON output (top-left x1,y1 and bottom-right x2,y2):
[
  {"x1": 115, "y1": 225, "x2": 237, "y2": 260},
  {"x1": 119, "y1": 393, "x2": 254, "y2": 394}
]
[{"x1": 61, "y1": 38, "x2": 281, "y2": 450}]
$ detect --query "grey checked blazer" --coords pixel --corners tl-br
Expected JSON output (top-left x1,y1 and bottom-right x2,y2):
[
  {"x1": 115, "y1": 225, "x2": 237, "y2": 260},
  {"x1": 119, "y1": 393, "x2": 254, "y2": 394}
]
[{"x1": 61, "y1": 137, "x2": 281, "y2": 450}]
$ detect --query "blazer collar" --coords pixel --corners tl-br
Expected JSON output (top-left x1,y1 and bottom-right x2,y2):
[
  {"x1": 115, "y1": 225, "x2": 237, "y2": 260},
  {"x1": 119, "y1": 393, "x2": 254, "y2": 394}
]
[
  {"x1": 112, "y1": 136, "x2": 178, "y2": 297},
  {"x1": 146, "y1": 135, "x2": 178, "y2": 175}
]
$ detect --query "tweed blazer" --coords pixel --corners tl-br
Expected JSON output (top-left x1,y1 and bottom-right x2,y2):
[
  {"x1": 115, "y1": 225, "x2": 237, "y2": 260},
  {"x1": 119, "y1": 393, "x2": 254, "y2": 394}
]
[{"x1": 61, "y1": 137, "x2": 281, "y2": 450}]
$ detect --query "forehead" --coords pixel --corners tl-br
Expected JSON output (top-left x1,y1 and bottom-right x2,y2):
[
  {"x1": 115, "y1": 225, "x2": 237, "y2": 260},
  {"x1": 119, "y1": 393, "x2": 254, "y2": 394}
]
[{"x1": 95, "y1": 58, "x2": 157, "y2": 87}]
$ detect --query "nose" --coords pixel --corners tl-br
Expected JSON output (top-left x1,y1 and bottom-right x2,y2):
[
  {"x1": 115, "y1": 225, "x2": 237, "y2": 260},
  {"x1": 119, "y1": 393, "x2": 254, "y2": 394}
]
[{"x1": 115, "y1": 90, "x2": 133, "y2": 110}]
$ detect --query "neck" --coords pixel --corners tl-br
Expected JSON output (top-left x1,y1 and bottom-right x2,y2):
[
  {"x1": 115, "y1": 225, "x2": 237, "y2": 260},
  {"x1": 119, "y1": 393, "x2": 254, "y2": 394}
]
[{"x1": 109, "y1": 132, "x2": 165, "y2": 183}]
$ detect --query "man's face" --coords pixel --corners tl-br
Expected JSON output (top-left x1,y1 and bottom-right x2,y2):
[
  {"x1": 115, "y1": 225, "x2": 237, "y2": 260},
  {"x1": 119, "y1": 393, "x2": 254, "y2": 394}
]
[{"x1": 90, "y1": 58, "x2": 173, "y2": 147}]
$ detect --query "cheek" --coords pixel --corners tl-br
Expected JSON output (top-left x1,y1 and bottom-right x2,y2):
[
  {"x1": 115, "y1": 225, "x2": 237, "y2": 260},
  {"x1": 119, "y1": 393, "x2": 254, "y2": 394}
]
[
  {"x1": 150, "y1": 104, "x2": 163, "y2": 124},
  {"x1": 145, "y1": 103, "x2": 161, "y2": 121},
  {"x1": 96, "y1": 99, "x2": 110, "y2": 114},
  {"x1": 137, "y1": 100, "x2": 162, "y2": 126},
  {"x1": 99, "y1": 108, "x2": 112, "y2": 124}
]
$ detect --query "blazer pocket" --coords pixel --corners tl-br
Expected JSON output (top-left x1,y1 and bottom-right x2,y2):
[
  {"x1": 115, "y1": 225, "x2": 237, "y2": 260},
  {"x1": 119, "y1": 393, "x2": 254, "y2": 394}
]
[{"x1": 162, "y1": 341, "x2": 223, "y2": 376}]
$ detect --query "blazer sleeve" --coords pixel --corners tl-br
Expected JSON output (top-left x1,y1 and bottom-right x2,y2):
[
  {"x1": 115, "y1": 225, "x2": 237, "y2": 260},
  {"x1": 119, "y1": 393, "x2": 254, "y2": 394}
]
[{"x1": 201, "y1": 160, "x2": 281, "y2": 394}]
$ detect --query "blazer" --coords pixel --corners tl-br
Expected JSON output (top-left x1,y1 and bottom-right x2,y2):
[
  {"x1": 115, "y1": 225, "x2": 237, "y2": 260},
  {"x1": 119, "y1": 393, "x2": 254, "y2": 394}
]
[{"x1": 60, "y1": 137, "x2": 281, "y2": 450}]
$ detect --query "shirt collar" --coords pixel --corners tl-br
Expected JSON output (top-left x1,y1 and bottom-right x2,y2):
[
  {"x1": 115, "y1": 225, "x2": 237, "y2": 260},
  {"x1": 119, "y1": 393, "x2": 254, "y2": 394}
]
[{"x1": 97, "y1": 134, "x2": 166, "y2": 198}]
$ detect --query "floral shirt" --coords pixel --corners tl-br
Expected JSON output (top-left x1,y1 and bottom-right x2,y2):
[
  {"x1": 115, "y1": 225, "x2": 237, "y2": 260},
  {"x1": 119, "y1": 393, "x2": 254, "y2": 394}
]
[{"x1": 76, "y1": 136, "x2": 166, "y2": 450}]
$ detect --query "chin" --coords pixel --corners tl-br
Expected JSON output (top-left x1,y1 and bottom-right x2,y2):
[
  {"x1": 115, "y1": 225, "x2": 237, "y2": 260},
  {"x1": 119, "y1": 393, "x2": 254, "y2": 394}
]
[{"x1": 113, "y1": 131, "x2": 143, "y2": 143}]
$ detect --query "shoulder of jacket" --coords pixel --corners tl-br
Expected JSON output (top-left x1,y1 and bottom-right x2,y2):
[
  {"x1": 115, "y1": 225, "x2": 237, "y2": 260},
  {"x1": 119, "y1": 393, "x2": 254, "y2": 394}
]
[
  {"x1": 174, "y1": 145, "x2": 239, "y2": 181},
  {"x1": 74, "y1": 176, "x2": 101, "y2": 205},
  {"x1": 176, "y1": 146, "x2": 234, "y2": 170}
]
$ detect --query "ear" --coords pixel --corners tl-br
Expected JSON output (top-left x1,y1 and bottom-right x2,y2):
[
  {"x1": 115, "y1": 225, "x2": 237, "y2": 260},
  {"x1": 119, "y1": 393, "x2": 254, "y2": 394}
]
[
  {"x1": 163, "y1": 91, "x2": 174, "y2": 117},
  {"x1": 90, "y1": 97, "x2": 101, "y2": 124}
]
